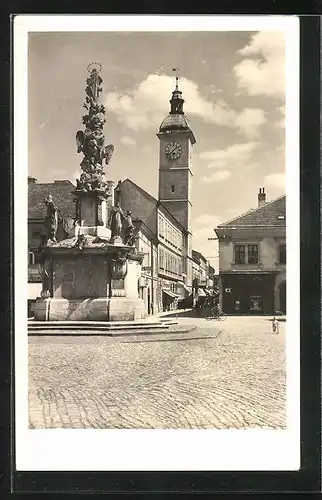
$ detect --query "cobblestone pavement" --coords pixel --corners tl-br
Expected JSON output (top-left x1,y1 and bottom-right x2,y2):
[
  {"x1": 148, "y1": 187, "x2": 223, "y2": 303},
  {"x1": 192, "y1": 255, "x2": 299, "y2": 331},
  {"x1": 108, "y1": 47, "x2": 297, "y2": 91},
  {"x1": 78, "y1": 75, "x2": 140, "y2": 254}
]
[{"x1": 28, "y1": 316, "x2": 286, "y2": 429}]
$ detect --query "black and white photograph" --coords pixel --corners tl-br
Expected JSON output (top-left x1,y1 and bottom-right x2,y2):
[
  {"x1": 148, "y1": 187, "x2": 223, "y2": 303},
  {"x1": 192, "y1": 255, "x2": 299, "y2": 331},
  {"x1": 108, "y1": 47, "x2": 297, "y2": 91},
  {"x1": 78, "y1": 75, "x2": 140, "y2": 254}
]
[{"x1": 14, "y1": 15, "x2": 300, "y2": 471}]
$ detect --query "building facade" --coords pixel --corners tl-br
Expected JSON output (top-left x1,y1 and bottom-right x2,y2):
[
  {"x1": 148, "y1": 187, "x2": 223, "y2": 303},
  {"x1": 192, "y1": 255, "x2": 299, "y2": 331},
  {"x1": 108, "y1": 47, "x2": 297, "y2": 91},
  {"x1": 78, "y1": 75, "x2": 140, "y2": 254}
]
[
  {"x1": 116, "y1": 178, "x2": 190, "y2": 312},
  {"x1": 214, "y1": 189, "x2": 286, "y2": 315},
  {"x1": 133, "y1": 219, "x2": 158, "y2": 315}
]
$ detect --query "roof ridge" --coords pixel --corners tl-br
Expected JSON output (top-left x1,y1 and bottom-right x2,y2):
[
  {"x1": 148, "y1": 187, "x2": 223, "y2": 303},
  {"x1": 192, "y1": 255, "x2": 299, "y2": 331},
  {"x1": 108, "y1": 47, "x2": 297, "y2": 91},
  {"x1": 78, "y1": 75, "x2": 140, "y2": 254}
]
[
  {"x1": 122, "y1": 178, "x2": 157, "y2": 204},
  {"x1": 218, "y1": 194, "x2": 286, "y2": 227},
  {"x1": 123, "y1": 178, "x2": 187, "y2": 232}
]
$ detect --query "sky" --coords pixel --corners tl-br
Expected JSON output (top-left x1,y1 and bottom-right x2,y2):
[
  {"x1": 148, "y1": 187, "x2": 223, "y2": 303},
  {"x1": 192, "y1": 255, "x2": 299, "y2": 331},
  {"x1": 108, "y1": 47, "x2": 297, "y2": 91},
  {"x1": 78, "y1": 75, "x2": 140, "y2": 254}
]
[{"x1": 28, "y1": 30, "x2": 286, "y2": 270}]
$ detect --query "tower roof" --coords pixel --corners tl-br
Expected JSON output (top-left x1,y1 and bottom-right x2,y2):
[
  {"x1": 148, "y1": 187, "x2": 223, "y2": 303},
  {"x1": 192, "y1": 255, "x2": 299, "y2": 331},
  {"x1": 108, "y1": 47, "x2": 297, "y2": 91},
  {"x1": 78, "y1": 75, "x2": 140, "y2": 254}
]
[
  {"x1": 159, "y1": 113, "x2": 191, "y2": 132},
  {"x1": 158, "y1": 69, "x2": 195, "y2": 143}
]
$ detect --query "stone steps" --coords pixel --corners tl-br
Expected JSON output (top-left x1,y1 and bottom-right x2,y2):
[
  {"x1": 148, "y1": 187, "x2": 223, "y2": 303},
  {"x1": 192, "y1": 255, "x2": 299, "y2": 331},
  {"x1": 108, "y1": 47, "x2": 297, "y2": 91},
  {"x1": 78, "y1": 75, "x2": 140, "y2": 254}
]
[{"x1": 28, "y1": 318, "x2": 177, "y2": 336}]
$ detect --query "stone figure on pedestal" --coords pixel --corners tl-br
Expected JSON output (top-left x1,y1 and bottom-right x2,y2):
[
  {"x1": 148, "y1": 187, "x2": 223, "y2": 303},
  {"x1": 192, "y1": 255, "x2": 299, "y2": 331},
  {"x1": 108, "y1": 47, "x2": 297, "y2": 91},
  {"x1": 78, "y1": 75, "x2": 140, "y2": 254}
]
[
  {"x1": 108, "y1": 201, "x2": 124, "y2": 244},
  {"x1": 44, "y1": 194, "x2": 58, "y2": 243},
  {"x1": 123, "y1": 210, "x2": 136, "y2": 246}
]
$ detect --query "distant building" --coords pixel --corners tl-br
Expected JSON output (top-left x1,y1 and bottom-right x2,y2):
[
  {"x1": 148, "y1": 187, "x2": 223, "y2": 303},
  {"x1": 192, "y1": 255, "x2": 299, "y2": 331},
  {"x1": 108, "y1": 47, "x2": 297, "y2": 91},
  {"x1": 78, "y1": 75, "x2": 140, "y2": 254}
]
[
  {"x1": 214, "y1": 188, "x2": 286, "y2": 315},
  {"x1": 192, "y1": 250, "x2": 209, "y2": 286}
]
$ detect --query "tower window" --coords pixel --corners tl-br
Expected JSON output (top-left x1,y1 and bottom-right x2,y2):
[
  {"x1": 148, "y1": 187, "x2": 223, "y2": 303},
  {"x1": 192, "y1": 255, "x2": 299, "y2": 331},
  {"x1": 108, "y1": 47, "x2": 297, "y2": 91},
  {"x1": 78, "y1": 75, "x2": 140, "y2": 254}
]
[{"x1": 171, "y1": 185, "x2": 175, "y2": 193}]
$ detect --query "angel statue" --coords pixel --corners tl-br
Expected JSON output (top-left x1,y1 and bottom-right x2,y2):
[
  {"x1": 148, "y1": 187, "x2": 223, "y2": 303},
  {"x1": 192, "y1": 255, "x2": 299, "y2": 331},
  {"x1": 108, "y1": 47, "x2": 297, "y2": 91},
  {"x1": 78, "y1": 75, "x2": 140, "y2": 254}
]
[{"x1": 76, "y1": 130, "x2": 114, "y2": 167}]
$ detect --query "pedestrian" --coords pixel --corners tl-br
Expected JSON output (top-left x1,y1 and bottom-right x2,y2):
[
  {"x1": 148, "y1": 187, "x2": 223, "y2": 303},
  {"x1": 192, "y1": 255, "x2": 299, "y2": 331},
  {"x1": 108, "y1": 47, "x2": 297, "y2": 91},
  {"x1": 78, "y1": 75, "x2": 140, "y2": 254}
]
[{"x1": 272, "y1": 316, "x2": 279, "y2": 334}]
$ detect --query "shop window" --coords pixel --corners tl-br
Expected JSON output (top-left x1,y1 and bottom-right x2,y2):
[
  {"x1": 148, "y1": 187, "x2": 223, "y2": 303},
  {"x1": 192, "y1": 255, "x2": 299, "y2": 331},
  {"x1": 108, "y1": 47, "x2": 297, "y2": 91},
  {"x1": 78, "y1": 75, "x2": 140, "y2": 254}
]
[
  {"x1": 234, "y1": 245, "x2": 245, "y2": 264},
  {"x1": 248, "y1": 244, "x2": 259, "y2": 264},
  {"x1": 279, "y1": 243, "x2": 286, "y2": 264}
]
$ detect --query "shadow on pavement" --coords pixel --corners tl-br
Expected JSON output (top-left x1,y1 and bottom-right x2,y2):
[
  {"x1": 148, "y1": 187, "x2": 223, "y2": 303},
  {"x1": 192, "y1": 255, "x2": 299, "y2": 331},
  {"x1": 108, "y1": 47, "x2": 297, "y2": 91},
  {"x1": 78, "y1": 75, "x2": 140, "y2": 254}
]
[{"x1": 120, "y1": 331, "x2": 223, "y2": 344}]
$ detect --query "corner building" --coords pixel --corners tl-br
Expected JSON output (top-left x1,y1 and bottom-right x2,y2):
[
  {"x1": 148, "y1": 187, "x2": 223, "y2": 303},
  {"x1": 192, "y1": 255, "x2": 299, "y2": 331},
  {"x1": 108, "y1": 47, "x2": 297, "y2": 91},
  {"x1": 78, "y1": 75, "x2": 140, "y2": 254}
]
[{"x1": 214, "y1": 189, "x2": 286, "y2": 315}]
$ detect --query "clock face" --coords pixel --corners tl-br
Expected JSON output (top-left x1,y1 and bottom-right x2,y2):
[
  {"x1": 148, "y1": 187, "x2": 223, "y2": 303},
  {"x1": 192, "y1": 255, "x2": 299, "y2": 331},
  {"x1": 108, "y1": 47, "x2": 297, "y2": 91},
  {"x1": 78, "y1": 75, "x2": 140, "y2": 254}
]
[{"x1": 165, "y1": 141, "x2": 182, "y2": 160}]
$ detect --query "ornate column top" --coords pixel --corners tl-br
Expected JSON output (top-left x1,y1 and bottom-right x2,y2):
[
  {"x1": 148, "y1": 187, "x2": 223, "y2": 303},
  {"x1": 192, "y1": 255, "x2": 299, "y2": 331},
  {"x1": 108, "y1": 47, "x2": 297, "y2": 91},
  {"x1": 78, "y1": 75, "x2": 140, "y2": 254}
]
[{"x1": 74, "y1": 63, "x2": 114, "y2": 196}]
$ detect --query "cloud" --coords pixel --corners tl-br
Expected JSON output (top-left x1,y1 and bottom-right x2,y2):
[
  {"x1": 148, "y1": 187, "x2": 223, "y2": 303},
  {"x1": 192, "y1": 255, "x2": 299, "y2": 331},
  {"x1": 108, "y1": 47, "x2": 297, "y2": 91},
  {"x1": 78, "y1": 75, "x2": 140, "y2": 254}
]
[
  {"x1": 264, "y1": 172, "x2": 285, "y2": 189},
  {"x1": 120, "y1": 135, "x2": 136, "y2": 146},
  {"x1": 234, "y1": 31, "x2": 285, "y2": 97},
  {"x1": 202, "y1": 170, "x2": 232, "y2": 183},
  {"x1": 273, "y1": 105, "x2": 286, "y2": 128},
  {"x1": 105, "y1": 73, "x2": 266, "y2": 138},
  {"x1": 235, "y1": 108, "x2": 267, "y2": 138},
  {"x1": 200, "y1": 141, "x2": 259, "y2": 168},
  {"x1": 191, "y1": 214, "x2": 220, "y2": 269}
]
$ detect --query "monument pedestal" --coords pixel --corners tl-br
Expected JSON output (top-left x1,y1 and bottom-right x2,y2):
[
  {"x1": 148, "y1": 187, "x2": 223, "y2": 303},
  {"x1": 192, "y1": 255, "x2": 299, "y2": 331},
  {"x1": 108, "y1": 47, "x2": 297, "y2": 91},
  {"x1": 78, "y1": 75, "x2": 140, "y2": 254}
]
[{"x1": 34, "y1": 237, "x2": 146, "y2": 322}]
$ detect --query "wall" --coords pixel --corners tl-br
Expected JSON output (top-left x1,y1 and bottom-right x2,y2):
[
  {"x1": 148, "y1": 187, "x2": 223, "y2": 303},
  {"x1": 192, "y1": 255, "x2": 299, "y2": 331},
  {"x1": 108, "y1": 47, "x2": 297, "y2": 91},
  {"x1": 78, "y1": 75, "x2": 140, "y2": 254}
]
[
  {"x1": 158, "y1": 169, "x2": 191, "y2": 201},
  {"x1": 119, "y1": 180, "x2": 157, "y2": 235},
  {"x1": 219, "y1": 235, "x2": 286, "y2": 273}
]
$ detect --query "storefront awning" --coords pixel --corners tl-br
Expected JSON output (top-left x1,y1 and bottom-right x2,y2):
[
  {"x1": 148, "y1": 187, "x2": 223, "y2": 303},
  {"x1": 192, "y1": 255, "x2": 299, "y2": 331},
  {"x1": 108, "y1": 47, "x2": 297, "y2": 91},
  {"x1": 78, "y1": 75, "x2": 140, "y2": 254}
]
[
  {"x1": 163, "y1": 290, "x2": 178, "y2": 299},
  {"x1": 177, "y1": 281, "x2": 191, "y2": 292}
]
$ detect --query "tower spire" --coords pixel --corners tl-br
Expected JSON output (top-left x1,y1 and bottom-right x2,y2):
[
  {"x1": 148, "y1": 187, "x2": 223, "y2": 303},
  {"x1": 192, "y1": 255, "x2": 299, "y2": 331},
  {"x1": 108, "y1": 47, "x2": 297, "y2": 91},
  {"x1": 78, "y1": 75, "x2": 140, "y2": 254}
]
[
  {"x1": 172, "y1": 67, "x2": 179, "y2": 90},
  {"x1": 170, "y1": 67, "x2": 184, "y2": 115}
]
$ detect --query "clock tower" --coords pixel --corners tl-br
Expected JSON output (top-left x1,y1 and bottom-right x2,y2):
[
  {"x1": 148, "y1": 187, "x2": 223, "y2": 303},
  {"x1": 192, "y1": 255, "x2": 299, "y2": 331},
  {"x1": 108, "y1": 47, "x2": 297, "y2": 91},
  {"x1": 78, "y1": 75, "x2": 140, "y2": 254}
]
[{"x1": 157, "y1": 72, "x2": 196, "y2": 287}]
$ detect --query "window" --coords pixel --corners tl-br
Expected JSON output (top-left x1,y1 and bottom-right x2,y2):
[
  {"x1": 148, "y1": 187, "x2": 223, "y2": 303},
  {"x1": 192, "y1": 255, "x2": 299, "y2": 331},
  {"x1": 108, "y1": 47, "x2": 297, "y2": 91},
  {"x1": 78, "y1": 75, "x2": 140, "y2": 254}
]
[
  {"x1": 171, "y1": 185, "x2": 175, "y2": 193},
  {"x1": 235, "y1": 245, "x2": 245, "y2": 264},
  {"x1": 248, "y1": 244, "x2": 259, "y2": 264},
  {"x1": 279, "y1": 243, "x2": 286, "y2": 264}
]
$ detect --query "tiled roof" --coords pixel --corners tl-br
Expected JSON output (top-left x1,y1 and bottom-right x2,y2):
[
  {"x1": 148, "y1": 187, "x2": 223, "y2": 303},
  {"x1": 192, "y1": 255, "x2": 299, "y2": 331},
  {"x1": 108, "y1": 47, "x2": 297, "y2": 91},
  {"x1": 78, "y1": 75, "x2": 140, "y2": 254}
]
[
  {"x1": 28, "y1": 180, "x2": 75, "y2": 220},
  {"x1": 218, "y1": 195, "x2": 286, "y2": 228}
]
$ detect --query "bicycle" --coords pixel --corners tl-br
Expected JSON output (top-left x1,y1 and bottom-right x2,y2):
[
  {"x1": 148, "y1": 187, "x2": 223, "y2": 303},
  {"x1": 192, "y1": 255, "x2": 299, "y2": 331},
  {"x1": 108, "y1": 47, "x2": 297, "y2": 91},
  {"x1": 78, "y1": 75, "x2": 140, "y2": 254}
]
[{"x1": 205, "y1": 307, "x2": 227, "y2": 321}]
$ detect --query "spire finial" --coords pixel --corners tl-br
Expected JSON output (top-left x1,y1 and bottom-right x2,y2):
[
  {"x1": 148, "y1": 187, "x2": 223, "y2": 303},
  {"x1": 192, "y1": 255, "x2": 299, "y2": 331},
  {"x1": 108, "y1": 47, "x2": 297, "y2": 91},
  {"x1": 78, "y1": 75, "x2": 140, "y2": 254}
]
[{"x1": 172, "y1": 67, "x2": 179, "y2": 90}]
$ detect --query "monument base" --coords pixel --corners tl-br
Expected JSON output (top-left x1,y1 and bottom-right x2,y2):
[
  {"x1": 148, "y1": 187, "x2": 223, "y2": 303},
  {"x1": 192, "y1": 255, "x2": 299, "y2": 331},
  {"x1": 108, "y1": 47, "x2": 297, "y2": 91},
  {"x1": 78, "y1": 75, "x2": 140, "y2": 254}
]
[{"x1": 34, "y1": 297, "x2": 146, "y2": 322}]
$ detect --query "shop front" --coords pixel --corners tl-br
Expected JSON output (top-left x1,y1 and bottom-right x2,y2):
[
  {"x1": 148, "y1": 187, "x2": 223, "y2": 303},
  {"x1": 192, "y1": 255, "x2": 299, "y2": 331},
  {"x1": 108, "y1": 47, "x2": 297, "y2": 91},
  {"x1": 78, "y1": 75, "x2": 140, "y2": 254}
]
[{"x1": 220, "y1": 273, "x2": 276, "y2": 315}]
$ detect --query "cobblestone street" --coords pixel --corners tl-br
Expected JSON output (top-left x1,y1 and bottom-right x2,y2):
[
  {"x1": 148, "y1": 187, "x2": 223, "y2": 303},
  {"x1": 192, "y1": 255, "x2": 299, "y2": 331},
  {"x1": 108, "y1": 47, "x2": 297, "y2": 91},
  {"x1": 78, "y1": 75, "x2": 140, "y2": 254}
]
[{"x1": 28, "y1": 316, "x2": 286, "y2": 429}]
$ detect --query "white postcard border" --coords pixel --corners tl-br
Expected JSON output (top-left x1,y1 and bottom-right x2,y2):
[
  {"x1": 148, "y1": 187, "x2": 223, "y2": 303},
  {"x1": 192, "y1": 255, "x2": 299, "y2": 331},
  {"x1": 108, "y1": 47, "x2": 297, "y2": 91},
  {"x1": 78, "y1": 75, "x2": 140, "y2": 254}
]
[{"x1": 14, "y1": 15, "x2": 300, "y2": 471}]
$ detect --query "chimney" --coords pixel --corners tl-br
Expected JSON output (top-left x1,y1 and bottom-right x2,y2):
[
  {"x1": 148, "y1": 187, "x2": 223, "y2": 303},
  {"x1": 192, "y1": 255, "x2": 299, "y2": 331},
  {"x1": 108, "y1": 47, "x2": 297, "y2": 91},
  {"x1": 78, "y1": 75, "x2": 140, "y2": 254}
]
[
  {"x1": 258, "y1": 187, "x2": 266, "y2": 207},
  {"x1": 28, "y1": 176, "x2": 37, "y2": 184}
]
